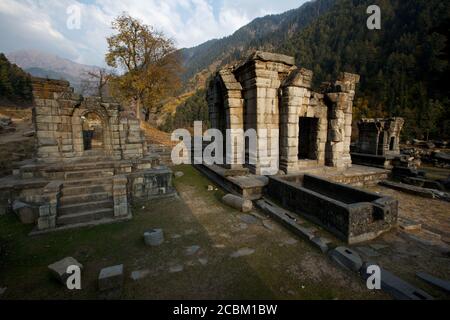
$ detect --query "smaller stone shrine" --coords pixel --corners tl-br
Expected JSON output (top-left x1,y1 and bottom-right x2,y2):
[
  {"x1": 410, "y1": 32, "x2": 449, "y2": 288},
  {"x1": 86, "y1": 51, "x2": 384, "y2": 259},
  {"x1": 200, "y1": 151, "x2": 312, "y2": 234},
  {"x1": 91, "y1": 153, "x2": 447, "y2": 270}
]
[
  {"x1": 351, "y1": 117, "x2": 404, "y2": 169},
  {"x1": 0, "y1": 78, "x2": 175, "y2": 234}
]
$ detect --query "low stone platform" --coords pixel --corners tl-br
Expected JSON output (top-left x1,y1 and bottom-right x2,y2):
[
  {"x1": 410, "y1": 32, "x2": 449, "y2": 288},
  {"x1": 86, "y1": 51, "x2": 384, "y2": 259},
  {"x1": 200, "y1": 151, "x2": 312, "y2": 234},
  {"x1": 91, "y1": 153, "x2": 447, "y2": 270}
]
[
  {"x1": 351, "y1": 152, "x2": 396, "y2": 169},
  {"x1": 294, "y1": 164, "x2": 389, "y2": 187},
  {"x1": 2, "y1": 157, "x2": 176, "y2": 234},
  {"x1": 195, "y1": 164, "x2": 388, "y2": 201},
  {"x1": 194, "y1": 164, "x2": 267, "y2": 200}
]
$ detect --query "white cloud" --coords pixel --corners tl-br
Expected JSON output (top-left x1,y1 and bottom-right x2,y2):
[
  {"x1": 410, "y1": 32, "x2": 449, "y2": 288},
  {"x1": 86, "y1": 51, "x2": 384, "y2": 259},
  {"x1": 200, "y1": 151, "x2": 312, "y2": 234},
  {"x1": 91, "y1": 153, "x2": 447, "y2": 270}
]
[{"x1": 0, "y1": 0, "x2": 306, "y2": 66}]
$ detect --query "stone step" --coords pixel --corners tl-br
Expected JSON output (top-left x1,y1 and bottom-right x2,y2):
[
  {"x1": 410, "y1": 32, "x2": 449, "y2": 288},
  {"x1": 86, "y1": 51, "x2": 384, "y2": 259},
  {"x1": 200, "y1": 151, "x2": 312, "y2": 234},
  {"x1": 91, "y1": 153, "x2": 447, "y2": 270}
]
[
  {"x1": 59, "y1": 200, "x2": 113, "y2": 216},
  {"x1": 57, "y1": 208, "x2": 114, "y2": 226},
  {"x1": 63, "y1": 177, "x2": 113, "y2": 187},
  {"x1": 62, "y1": 184, "x2": 113, "y2": 197},
  {"x1": 64, "y1": 169, "x2": 114, "y2": 180},
  {"x1": 60, "y1": 192, "x2": 112, "y2": 206}
]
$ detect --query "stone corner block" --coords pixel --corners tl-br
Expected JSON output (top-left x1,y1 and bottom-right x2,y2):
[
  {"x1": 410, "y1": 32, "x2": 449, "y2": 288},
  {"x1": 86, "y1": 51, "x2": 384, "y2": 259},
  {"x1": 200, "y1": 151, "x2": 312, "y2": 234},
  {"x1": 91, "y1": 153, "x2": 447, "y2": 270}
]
[
  {"x1": 48, "y1": 257, "x2": 83, "y2": 284},
  {"x1": 98, "y1": 264, "x2": 124, "y2": 291}
]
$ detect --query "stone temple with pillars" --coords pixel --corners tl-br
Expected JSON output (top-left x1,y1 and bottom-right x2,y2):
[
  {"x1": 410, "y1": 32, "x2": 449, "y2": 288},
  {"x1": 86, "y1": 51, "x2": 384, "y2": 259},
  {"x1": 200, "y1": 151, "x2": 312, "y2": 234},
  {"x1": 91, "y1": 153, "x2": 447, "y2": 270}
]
[
  {"x1": 0, "y1": 78, "x2": 174, "y2": 234},
  {"x1": 203, "y1": 51, "x2": 398, "y2": 243},
  {"x1": 207, "y1": 51, "x2": 360, "y2": 175}
]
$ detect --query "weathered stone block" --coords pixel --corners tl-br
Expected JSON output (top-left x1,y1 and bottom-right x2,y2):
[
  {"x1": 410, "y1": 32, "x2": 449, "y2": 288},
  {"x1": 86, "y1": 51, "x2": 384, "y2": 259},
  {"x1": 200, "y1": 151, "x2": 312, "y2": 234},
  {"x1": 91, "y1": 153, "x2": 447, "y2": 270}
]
[
  {"x1": 48, "y1": 257, "x2": 83, "y2": 285},
  {"x1": 98, "y1": 265, "x2": 124, "y2": 291}
]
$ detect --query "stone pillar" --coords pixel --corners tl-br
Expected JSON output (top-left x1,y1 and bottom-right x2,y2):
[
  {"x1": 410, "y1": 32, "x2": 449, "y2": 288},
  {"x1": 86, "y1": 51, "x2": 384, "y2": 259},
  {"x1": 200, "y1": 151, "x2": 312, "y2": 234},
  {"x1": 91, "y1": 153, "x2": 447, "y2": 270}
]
[
  {"x1": 113, "y1": 175, "x2": 129, "y2": 217},
  {"x1": 234, "y1": 54, "x2": 295, "y2": 174},
  {"x1": 37, "y1": 181, "x2": 62, "y2": 230},
  {"x1": 280, "y1": 68, "x2": 313, "y2": 173},
  {"x1": 207, "y1": 69, "x2": 244, "y2": 169},
  {"x1": 325, "y1": 72, "x2": 359, "y2": 168}
]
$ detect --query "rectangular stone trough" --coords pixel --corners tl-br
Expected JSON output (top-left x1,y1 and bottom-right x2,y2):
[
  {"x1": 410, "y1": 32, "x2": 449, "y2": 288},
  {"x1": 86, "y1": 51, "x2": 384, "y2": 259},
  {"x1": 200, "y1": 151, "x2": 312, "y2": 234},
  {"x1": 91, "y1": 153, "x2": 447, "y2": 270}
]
[{"x1": 266, "y1": 174, "x2": 398, "y2": 244}]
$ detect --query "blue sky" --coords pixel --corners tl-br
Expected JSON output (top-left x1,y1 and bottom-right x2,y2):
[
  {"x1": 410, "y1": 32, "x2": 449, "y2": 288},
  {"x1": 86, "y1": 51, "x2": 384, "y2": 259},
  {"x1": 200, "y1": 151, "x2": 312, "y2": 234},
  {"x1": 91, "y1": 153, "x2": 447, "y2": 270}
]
[{"x1": 0, "y1": 0, "x2": 307, "y2": 67}]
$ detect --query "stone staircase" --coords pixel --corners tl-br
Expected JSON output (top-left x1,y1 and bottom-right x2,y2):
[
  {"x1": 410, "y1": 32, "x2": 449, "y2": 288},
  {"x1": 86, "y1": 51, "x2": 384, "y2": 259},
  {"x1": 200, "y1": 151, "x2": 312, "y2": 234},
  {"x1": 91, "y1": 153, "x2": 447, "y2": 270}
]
[
  {"x1": 148, "y1": 143, "x2": 172, "y2": 166},
  {"x1": 57, "y1": 167, "x2": 115, "y2": 226}
]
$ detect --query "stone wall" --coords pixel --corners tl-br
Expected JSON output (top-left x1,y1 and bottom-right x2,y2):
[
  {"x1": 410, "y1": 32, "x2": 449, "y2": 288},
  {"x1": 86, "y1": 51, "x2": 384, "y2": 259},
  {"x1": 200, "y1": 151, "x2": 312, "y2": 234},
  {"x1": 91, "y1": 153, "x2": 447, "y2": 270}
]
[
  {"x1": 266, "y1": 174, "x2": 398, "y2": 243},
  {"x1": 32, "y1": 78, "x2": 147, "y2": 163}
]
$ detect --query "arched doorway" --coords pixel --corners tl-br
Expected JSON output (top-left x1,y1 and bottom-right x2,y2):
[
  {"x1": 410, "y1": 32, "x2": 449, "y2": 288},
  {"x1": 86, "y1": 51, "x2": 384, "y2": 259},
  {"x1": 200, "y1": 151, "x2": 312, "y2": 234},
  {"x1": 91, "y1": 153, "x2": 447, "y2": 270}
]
[{"x1": 81, "y1": 112, "x2": 104, "y2": 151}]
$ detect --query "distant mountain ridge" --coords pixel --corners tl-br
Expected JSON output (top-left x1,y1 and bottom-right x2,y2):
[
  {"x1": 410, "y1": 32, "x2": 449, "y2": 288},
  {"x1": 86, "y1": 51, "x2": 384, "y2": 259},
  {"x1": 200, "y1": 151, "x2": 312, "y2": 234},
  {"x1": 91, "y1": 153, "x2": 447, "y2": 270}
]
[{"x1": 6, "y1": 49, "x2": 100, "y2": 92}]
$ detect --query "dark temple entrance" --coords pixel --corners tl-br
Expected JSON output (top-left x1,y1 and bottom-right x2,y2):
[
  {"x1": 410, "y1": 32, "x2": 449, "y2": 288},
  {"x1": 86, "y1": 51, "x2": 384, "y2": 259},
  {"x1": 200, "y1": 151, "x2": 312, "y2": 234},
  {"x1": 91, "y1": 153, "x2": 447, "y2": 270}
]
[
  {"x1": 82, "y1": 112, "x2": 104, "y2": 151},
  {"x1": 298, "y1": 117, "x2": 318, "y2": 160}
]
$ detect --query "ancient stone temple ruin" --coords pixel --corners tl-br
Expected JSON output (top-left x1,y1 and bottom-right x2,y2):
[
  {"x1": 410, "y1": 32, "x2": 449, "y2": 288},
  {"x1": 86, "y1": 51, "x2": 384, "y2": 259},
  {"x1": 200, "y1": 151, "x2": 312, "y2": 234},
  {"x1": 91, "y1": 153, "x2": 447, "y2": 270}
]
[
  {"x1": 204, "y1": 52, "x2": 397, "y2": 243},
  {"x1": 0, "y1": 78, "x2": 174, "y2": 233},
  {"x1": 207, "y1": 51, "x2": 360, "y2": 174},
  {"x1": 352, "y1": 117, "x2": 404, "y2": 168}
]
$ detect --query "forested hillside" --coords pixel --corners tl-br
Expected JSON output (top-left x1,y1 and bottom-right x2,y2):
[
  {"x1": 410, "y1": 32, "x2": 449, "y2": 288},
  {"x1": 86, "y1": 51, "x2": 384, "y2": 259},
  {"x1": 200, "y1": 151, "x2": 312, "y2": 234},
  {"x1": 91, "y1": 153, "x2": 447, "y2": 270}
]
[
  {"x1": 0, "y1": 53, "x2": 32, "y2": 105},
  {"x1": 279, "y1": 0, "x2": 449, "y2": 139},
  {"x1": 180, "y1": 0, "x2": 335, "y2": 86},
  {"x1": 178, "y1": 0, "x2": 450, "y2": 140}
]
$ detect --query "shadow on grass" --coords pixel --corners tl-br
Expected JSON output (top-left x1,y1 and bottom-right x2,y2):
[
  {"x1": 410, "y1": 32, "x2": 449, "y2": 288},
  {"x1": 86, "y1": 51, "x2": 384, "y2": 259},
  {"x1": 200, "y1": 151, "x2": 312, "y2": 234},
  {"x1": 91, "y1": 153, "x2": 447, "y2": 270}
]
[{"x1": 0, "y1": 164, "x2": 275, "y2": 299}]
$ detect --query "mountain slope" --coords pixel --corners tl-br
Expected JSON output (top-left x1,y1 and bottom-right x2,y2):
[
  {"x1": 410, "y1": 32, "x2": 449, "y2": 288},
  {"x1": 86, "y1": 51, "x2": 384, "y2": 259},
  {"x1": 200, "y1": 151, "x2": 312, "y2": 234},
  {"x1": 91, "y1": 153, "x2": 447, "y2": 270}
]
[
  {"x1": 7, "y1": 49, "x2": 100, "y2": 92},
  {"x1": 180, "y1": 0, "x2": 335, "y2": 87},
  {"x1": 0, "y1": 53, "x2": 32, "y2": 105}
]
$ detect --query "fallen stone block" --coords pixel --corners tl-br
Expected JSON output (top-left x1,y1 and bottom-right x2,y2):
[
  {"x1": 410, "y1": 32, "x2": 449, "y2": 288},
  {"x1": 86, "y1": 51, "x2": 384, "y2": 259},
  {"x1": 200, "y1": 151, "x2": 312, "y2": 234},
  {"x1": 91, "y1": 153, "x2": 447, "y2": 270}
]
[
  {"x1": 12, "y1": 200, "x2": 38, "y2": 224},
  {"x1": 311, "y1": 236, "x2": 332, "y2": 253},
  {"x1": 222, "y1": 194, "x2": 253, "y2": 212},
  {"x1": 174, "y1": 171, "x2": 184, "y2": 178},
  {"x1": 98, "y1": 264, "x2": 124, "y2": 291},
  {"x1": 360, "y1": 263, "x2": 433, "y2": 300},
  {"x1": 48, "y1": 257, "x2": 83, "y2": 284},
  {"x1": 416, "y1": 272, "x2": 450, "y2": 294},
  {"x1": 329, "y1": 246, "x2": 363, "y2": 273},
  {"x1": 130, "y1": 269, "x2": 150, "y2": 281},
  {"x1": 230, "y1": 248, "x2": 255, "y2": 258},
  {"x1": 399, "y1": 219, "x2": 422, "y2": 232},
  {"x1": 144, "y1": 229, "x2": 164, "y2": 246},
  {"x1": 239, "y1": 214, "x2": 259, "y2": 225}
]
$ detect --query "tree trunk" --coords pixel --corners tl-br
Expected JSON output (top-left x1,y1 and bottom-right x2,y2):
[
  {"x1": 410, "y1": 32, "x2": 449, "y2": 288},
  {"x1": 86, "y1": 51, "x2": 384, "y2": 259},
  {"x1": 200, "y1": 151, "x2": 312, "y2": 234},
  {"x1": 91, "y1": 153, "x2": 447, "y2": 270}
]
[{"x1": 135, "y1": 98, "x2": 141, "y2": 120}]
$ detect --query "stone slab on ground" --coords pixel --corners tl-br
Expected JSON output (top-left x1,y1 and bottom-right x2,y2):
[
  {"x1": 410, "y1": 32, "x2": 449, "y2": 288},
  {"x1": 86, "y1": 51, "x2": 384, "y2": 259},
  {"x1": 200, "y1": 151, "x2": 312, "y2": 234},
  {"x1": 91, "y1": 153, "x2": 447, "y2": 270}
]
[
  {"x1": 380, "y1": 180, "x2": 450, "y2": 201},
  {"x1": 361, "y1": 263, "x2": 434, "y2": 300},
  {"x1": 48, "y1": 257, "x2": 83, "y2": 284},
  {"x1": 98, "y1": 264, "x2": 124, "y2": 291},
  {"x1": 239, "y1": 214, "x2": 259, "y2": 225},
  {"x1": 329, "y1": 247, "x2": 363, "y2": 273},
  {"x1": 169, "y1": 265, "x2": 184, "y2": 273},
  {"x1": 130, "y1": 269, "x2": 150, "y2": 281},
  {"x1": 399, "y1": 218, "x2": 422, "y2": 232},
  {"x1": 230, "y1": 248, "x2": 255, "y2": 258},
  {"x1": 174, "y1": 171, "x2": 184, "y2": 178},
  {"x1": 185, "y1": 245, "x2": 201, "y2": 256},
  {"x1": 356, "y1": 246, "x2": 381, "y2": 257},
  {"x1": 369, "y1": 244, "x2": 389, "y2": 250},
  {"x1": 256, "y1": 199, "x2": 315, "y2": 241},
  {"x1": 262, "y1": 219, "x2": 276, "y2": 231},
  {"x1": 416, "y1": 272, "x2": 450, "y2": 293},
  {"x1": 311, "y1": 236, "x2": 332, "y2": 253}
]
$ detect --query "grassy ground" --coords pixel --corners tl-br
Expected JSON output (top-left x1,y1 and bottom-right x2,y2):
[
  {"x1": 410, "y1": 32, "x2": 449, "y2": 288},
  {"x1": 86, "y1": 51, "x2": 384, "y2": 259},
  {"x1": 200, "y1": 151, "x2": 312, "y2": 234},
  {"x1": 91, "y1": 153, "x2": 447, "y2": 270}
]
[{"x1": 0, "y1": 165, "x2": 386, "y2": 300}]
